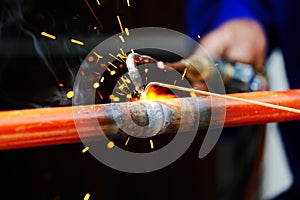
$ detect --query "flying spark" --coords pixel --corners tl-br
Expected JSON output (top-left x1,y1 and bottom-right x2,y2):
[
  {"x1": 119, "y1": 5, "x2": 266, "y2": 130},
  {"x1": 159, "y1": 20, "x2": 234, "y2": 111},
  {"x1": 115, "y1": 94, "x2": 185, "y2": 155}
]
[
  {"x1": 82, "y1": 147, "x2": 89, "y2": 153},
  {"x1": 117, "y1": 15, "x2": 124, "y2": 33},
  {"x1": 84, "y1": 193, "x2": 90, "y2": 200},
  {"x1": 41, "y1": 32, "x2": 56, "y2": 40},
  {"x1": 71, "y1": 39, "x2": 84, "y2": 46}
]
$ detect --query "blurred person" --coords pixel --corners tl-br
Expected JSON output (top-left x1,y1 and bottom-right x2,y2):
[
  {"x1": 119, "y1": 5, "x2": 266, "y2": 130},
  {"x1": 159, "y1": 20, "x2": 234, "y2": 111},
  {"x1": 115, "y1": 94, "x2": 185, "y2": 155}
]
[{"x1": 174, "y1": 0, "x2": 300, "y2": 199}]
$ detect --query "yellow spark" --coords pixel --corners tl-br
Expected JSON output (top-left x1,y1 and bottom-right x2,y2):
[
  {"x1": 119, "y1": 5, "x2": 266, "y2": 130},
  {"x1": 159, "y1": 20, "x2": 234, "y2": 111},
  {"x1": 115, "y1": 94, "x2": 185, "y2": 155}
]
[
  {"x1": 112, "y1": 96, "x2": 120, "y2": 102},
  {"x1": 126, "y1": 94, "x2": 132, "y2": 99},
  {"x1": 190, "y1": 92, "x2": 196, "y2": 97},
  {"x1": 120, "y1": 48, "x2": 126, "y2": 56},
  {"x1": 144, "y1": 68, "x2": 148, "y2": 73},
  {"x1": 117, "y1": 54, "x2": 126, "y2": 62},
  {"x1": 182, "y1": 67, "x2": 188, "y2": 80},
  {"x1": 127, "y1": 0, "x2": 130, "y2": 7},
  {"x1": 119, "y1": 35, "x2": 125, "y2": 43},
  {"x1": 125, "y1": 137, "x2": 130, "y2": 146},
  {"x1": 117, "y1": 15, "x2": 124, "y2": 33},
  {"x1": 84, "y1": 193, "x2": 90, "y2": 200},
  {"x1": 66, "y1": 91, "x2": 74, "y2": 99},
  {"x1": 125, "y1": 28, "x2": 130, "y2": 36},
  {"x1": 150, "y1": 139, "x2": 154, "y2": 149},
  {"x1": 100, "y1": 77, "x2": 105, "y2": 82},
  {"x1": 109, "y1": 53, "x2": 123, "y2": 63},
  {"x1": 41, "y1": 31, "x2": 56, "y2": 40},
  {"x1": 93, "y1": 52, "x2": 103, "y2": 63},
  {"x1": 71, "y1": 38, "x2": 84, "y2": 46},
  {"x1": 173, "y1": 80, "x2": 177, "y2": 85},
  {"x1": 96, "y1": 0, "x2": 100, "y2": 5},
  {"x1": 108, "y1": 62, "x2": 118, "y2": 69},
  {"x1": 110, "y1": 70, "x2": 116, "y2": 76},
  {"x1": 82, "y1": 147, "x2": 89, "y2": 153},
  {"x1": 107, "y1": 141, "x2": 115, "y2": 149},
  {"x1": 58, "y1": 83, "x2": 64, "y2": 87},
  {"x1": 93, "y1": 82, "x2": 100, "y2": 88}
]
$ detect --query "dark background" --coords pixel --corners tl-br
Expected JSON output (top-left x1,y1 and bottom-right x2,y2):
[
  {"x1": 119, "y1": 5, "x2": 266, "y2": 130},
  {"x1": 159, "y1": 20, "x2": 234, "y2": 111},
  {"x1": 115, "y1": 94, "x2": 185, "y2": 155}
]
[{"x1": 0, "y1": 0, "x2": 258, "y2": 199}]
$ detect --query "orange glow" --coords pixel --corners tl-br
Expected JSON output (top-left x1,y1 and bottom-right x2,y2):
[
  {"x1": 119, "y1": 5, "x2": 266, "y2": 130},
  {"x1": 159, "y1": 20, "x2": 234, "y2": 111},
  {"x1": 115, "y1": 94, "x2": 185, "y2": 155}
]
[{"x1": 141, "y1": 85, "x2": 177, "y2": 101}]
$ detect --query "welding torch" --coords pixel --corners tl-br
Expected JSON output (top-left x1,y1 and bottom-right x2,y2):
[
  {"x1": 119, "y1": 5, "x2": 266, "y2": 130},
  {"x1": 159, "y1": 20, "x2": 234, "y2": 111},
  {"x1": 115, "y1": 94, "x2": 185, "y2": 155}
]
[{"x1": 126, "y1": 53, "x2": 268, "y2": 95}]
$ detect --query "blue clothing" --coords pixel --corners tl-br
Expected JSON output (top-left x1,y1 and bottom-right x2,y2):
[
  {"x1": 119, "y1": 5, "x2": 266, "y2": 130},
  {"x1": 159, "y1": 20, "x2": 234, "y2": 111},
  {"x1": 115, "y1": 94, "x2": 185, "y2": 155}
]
[{"x1": 185, "y1": 0, "x2": 300, "y2": 199}]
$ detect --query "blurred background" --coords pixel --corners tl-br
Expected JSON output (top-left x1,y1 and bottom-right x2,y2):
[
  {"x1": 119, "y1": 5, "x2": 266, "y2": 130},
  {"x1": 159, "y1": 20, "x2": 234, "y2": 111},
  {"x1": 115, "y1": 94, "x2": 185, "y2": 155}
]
[{"x1": 0, "y1": 0, "x2": 292, "y2": 199}]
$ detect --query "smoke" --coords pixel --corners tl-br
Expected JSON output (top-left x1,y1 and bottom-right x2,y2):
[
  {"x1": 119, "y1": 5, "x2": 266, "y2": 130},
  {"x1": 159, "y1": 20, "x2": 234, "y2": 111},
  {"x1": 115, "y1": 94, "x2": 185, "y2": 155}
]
[{"x1": 0, "y1": 0, "x2": 99, "y2": 109}]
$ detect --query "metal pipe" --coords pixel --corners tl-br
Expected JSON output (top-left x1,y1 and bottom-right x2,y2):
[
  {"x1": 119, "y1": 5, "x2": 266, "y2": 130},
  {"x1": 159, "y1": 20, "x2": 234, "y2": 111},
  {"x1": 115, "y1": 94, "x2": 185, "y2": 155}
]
[{"x1": 1, "y1": 89, "x2": 300, "y2": 150}]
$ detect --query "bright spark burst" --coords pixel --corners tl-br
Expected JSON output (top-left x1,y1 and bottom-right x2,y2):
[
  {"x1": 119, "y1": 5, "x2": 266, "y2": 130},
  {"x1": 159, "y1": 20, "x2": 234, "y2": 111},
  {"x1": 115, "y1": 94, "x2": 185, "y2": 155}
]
[
  {"x1": 71, "y1": 38, "x2": 84, "y2": 46},
  {"x1": 96, "y1": 0, "x2": 100, "y2": 5},
  {"x1": 127, "y1": 0, "x2": 130, "y2": 7},
  {"x1": 41, "y1": 32, "x2": 56, "y2": 40}
]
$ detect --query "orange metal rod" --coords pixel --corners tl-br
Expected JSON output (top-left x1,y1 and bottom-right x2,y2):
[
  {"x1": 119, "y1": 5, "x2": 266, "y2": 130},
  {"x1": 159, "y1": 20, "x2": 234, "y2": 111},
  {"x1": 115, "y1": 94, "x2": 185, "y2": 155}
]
[{"x1": 0, "y1": 89, "x2": 300, "y2": 151}]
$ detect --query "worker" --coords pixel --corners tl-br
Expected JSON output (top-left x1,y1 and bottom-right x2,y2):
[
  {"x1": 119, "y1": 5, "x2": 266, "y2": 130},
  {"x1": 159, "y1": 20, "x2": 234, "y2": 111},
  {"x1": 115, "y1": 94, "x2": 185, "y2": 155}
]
[{"x1": 182, "y1": 0, "x2": 300, "y2": 199}]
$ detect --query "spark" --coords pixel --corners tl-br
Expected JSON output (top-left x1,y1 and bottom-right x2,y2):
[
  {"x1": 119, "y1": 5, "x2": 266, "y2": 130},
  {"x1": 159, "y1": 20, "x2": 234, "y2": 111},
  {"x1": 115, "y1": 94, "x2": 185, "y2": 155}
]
[
  {"x1": 125, "y1": 137, "x2": 130, "y2": 146},
  {"x1": 127, "y1": 0, "x2": 130, "y2": 7},
  {"x1": 100, "y1": 77, "x2": 105, "y2": 83},
  {"x1": 93, "y1": 82, "x2": 100, "y2": 88},
  {"x1": 119, "y1": 35, "x2": 125, "y2": 43},
  {"x1": 107, "y1": 141, "x2": 115, "y2": 149},
  {"x1": 97, "y1": 91, "x2": 104, "y2": 99},
  {"x1": 108, "y1": 62, "x2": 118, "y2": 69},
  {"x1": 82, "y1": 147, "x2": 89, "y2": 153},
  {"x1": 66, "y1": 91, "x2": 74, "y2": 99},
  {"x1": 126, "y1": 94, "x2": 132, "y2": 99},
  {"x1": 120, "y1": 48, "x2": 126, "y2": 56},
  {"x1": 125, "y1": 28, "x2": 130, "y2": 36},
  {"x1": 116, "y1": 92, "x2": 125, "y2": 96},
  {"x1": 58, "y1": 83, "x2": 64, "y2": 87},
  {"x1": 117, "y1": 54, "x2": 127, "y2": 63},
  {"x1": 96, "y1": 0, "x2": 100, "y2": 5},
  {"x1": 110, "y1": 70, "x2": 116, "y2": 76},
  {"x1": 84, "y1": 0, "x2": 103, "y2": 29},
  {"x1": 182, "y1": 67, "x2": 188, "y2": 80},
  {"x1": 197, "y1": 35, "x2": 201, "y2": 39},
  {"x1": 109, "y1": 53, "x2": 123, "y2": 63},
  {"x1": 93, "y1": 52, "x2": 103, "y2": 63},
  {"x1": 71, "y1": 38, "x2": 84, "y2": 46},
  {"x1": 84, "y1": 193, "x2": 90, "y2": 200},
  {"x1": 150, "y1": 139, "x2": 154, "y2": 149},
  {"x1": 88, "y1": 56, "x2": 95, "y2": 62},
  {"x1": 41, "y1": 32, "x2": 56, "y2": 40},
  {"x1": 117, "y1": 15, "x2": 124, "y2": 33},
  {"x1": 173, "y1": 80, "x2": 177, "y2": 85}
]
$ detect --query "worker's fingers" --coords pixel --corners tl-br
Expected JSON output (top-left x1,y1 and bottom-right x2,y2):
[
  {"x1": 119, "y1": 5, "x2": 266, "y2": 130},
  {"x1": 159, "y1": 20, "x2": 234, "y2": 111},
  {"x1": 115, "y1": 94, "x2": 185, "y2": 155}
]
[{"x1": 198, "y1": 19, "x2": 267, "y2": 71}]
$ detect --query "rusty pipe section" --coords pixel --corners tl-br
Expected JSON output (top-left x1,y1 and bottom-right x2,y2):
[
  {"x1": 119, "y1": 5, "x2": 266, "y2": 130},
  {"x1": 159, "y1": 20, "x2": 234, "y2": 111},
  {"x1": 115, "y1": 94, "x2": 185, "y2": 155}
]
[{"x1": 1, "y1": 89, "x2": 300, "y2": 150}]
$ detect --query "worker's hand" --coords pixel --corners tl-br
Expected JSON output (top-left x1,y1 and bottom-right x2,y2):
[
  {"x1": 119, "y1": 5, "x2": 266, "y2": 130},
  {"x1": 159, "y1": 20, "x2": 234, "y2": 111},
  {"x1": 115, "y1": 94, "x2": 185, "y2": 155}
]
[
  {"x1": 196, "y1": 18, "x2": 267, "y2": 70},
  {"x1": 166, "y1": 19, "x2": 267, "y2": 89}
]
